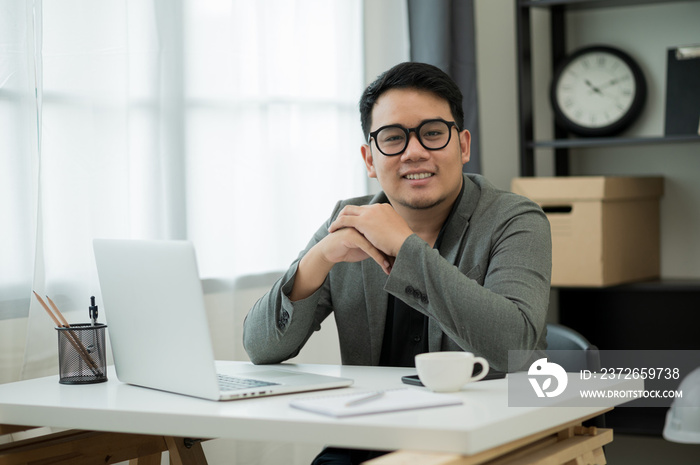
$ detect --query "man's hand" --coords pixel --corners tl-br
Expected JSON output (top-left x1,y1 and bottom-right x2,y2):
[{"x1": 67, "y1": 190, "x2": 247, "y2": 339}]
[
  {"x1": 288, "y1": 204, "x2": 411, "y2": 301},
  {"x1": 328, "y1": 204, "x2": 413, "y2": 258},
  {"x1": 316, "y1": 226, "x2": 393, "y2": 274}
]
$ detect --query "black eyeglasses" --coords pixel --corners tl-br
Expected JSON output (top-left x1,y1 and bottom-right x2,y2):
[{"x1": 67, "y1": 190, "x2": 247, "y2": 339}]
[{"x1": 367, "y1": 119, "x2": 459, "y2": 156}]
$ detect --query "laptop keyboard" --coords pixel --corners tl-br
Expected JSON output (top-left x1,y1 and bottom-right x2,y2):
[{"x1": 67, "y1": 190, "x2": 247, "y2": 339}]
[{"x1": 217, "y1": 374, "x2": 280, "y2": 391}]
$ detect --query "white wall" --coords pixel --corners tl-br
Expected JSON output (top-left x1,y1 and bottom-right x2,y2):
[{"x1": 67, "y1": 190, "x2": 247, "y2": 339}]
[
  {"x1": 474, "y1": 0, "x2": 521, "y2": 189},
  {"x1": 201, "y1": 274, "x2": 341, "y2": 364},
  {"x1": 475, "y1": 1, "x2": 557, "y2": 190}
]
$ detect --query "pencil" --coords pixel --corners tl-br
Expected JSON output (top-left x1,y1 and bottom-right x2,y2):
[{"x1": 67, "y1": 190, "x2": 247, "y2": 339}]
[
  {"x1": 45, "y1": 295, "x2": 102, "y2": 371},
  {"x1": 46, "y1": 295, "x2": 103, "y2": 377},
  {"x1": 33, "y1": 291, "x2": 103, "y2": 377}
]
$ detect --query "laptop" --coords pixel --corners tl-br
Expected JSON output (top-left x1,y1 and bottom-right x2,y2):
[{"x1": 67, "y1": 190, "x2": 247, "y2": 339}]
[{"x1": 93, "y1": 238, "x2": 353, "y2": 401}]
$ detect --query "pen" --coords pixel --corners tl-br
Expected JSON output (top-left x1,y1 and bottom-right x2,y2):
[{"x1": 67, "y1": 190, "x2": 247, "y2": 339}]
[
  {"x1": 345, "y1": 391, "x2": 384, "y2": 407},
  {"x1": 89, "y1": 296, "x2": 98, "y2": 326}
]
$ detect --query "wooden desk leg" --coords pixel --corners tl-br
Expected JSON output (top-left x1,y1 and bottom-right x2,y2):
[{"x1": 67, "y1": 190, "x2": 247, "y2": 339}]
[
  {"x1": 129, "y1": 452, "x2": 163, "y2": 465},
  {"x1": 0, "y1": 429, "x2": 170, "y2": 465},
  {"x1": 164, "y1": 437, "x2": 208, "y2": 465},
  {"x1": 0, "y1": 425, "x2": 209, "y2": 465}
]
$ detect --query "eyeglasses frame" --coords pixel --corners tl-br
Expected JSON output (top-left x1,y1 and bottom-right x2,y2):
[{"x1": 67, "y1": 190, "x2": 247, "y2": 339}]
[{"x1": 367, "y1": 118, "x2": 460, "y2": 156}]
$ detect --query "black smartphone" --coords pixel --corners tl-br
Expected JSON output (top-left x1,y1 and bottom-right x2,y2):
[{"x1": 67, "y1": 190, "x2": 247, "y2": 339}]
[{"x1": 401, "y1": 369, "x2": 506, "y2": 386}]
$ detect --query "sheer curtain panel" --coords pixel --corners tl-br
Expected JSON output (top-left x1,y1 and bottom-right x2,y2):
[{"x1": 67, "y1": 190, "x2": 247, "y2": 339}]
[
  {"x1": 184, "y1": 0, "x2": 365, "y2": 279},
  {"x1": 0, "y1": 0, "x2": 364, "y2": 383},
  {"x1": 0, "y1": 0, "x2": 188, "y2": 381}
]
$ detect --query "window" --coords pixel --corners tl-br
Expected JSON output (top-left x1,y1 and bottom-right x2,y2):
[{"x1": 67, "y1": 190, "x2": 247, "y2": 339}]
[
  {"x1": 1, "y1": 1, "x2": 365, "y2": 383},
  {"x1": 0, "y1": 0, "x2": 365, "y2": 324}
]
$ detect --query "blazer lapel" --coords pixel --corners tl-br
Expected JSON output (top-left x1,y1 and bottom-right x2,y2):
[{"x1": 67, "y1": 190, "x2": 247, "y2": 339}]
[
  {"x1": 440, "y1": 175, "x2": 479, "y2": 267},
  {"x1": 428, "y1": 175, "x2": 480, "y2": 352}
]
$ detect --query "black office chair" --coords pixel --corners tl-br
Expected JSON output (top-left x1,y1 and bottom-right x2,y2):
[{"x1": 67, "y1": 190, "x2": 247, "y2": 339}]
[
  {"x1": 546, "y1": 323, "x2": 605, "y2": 428},
  {"x1": 546, "y1": 322, "x2": 601, "y2": 373}
]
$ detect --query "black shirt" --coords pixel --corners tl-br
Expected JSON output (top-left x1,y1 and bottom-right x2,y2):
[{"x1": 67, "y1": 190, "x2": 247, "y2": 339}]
[{"x1": 378, "y1": 184, "x2": 465, "y2": 367}]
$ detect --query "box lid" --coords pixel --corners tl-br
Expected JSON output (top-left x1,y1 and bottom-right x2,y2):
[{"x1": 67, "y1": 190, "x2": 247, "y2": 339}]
[{"x1": 511, "y1": 176, "x2": 664, "y2": 202}]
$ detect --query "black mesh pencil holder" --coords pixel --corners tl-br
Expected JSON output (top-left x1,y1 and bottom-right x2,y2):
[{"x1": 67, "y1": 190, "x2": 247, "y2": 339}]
[{"x1": 56, "y1": 323, "x2": 108, "y2": 384}]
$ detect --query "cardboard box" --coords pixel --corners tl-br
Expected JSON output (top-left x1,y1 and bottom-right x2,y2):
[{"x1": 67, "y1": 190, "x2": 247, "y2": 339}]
[{"x1": 511, "y1": 176, "x2": 664, "y2": 287}]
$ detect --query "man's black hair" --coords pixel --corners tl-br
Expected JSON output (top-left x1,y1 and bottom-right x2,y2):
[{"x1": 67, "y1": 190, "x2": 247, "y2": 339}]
[{"x1": 359, "y1": 62, "x2": 464, "y2": 141}]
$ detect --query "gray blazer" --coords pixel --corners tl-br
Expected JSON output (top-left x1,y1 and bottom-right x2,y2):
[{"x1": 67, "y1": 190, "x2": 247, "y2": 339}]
[{"x1": 243, "y1": 174, "x2": 551, "y2": 371}]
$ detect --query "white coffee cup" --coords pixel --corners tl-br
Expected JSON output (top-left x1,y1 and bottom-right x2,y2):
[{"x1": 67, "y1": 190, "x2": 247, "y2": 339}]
[{"x1": 415, "y1": 351, "x2": 490, "y2": 392}]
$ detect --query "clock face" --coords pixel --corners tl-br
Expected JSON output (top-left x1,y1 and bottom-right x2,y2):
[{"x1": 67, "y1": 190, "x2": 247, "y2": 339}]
[{"x1": 551, "y1": 46, "x2": 646, "y2": 137}]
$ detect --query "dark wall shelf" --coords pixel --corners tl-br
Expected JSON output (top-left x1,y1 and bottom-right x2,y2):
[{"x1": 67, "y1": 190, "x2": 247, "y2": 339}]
[
  {"x1": 516, "y1": 0, "x2": 700, "y2": 176},
  {"x1": 558, "y1": 281, "x2": 700, "y2": 351},
  {"x1": 516, "y1": 0, "x2": 700, "y2": 438},
  {"x1": 555, "y1": 278, "x2": 700, "y2": 293},
  {"x1": 522, "y1": 0, "x2": 697, "y2": 10},
  {"x1": 529, "y1": 134, "x2": 700, "y2": 150}
]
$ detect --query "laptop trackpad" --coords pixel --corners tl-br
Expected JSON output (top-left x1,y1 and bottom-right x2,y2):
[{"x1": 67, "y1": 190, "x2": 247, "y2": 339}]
[{"x1": 250, "y1": 370, "x2": 300, "y2": 379}]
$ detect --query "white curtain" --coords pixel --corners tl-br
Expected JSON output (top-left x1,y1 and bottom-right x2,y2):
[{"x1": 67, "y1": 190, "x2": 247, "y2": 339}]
[
  {"x1": 0, "y1": 0, "x2": 364, "y2": 383},
  {"x1": 184, "y1": 0, "x2": 365, "y2": 278}
]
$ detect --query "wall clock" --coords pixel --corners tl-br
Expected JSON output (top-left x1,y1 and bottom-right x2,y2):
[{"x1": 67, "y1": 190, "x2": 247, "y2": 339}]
[{"x1": 550, "y1": 45, "x2": 647, "y2": 137}]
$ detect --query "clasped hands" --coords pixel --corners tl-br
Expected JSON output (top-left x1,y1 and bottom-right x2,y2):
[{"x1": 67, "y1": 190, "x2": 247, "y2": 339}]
[{"x1": 319, "y1": 204, "x2": 413, "y2": 275}]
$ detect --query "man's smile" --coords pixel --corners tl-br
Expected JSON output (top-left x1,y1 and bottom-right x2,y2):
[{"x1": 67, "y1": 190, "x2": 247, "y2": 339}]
[{"x1": 403, "y1": 172, "x2": 435, "y2": 180}]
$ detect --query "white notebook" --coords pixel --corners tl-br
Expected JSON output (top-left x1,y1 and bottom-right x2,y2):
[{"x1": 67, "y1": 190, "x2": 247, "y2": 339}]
[{"x1": 290, "y1": 388, "x2": 462, "y2": 418}]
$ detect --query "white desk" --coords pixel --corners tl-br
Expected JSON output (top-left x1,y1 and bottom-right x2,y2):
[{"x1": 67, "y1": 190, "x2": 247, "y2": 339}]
[{"x1": 0, "y1": 362, "x2": 643, "y2": 464}]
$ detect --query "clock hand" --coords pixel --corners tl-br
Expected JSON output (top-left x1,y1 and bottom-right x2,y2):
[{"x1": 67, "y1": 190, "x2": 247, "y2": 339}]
[
  {"x1": 597, "y1": 77, "x2": 622, "y2": 90},
  {"x1": 584, "y1": 79, "x2": 604, "y2": 96}
]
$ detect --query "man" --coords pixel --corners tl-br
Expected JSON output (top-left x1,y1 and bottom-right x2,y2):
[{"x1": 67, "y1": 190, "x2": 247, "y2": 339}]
[{"x1": 243, "y1": 62, "x2": 551, "y2": 462}]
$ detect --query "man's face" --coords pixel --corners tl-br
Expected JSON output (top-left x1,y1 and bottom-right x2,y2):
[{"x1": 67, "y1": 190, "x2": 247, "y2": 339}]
[{"x1": 361, "y1": 88, "x2": 471, "y2": 211}]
